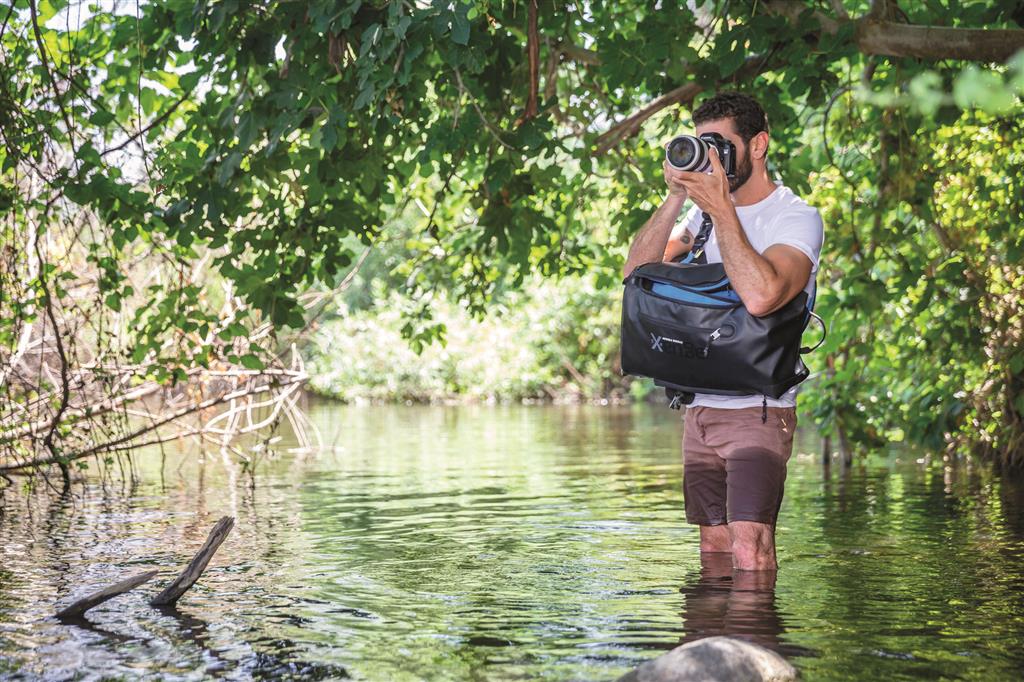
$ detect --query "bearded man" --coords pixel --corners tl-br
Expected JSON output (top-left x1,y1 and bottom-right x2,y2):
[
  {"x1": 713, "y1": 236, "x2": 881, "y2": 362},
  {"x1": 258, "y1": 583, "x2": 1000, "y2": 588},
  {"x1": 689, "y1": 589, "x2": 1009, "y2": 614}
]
[{"x1": 623, "y1": 92, "x2": 825, "y2": 571}]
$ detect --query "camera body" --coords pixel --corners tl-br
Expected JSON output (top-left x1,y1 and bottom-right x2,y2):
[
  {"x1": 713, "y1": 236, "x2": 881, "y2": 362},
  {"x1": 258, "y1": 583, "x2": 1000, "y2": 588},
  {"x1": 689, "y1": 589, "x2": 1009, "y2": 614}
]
[{"x1": 665, "y1": 132, "x2": 737, "y2": 178}]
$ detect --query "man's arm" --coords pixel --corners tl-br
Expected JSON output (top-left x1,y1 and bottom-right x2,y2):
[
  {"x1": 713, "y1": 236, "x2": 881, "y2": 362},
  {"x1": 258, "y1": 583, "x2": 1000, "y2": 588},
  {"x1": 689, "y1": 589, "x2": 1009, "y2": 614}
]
[
  {"x1": 707, "y1": 210, "x2": 812, "y2": 316},
  {"x1": 663, "y1": 220, "x2": 695, "y2": 262},
  {"x1": 622, "y1": 161, "x2": 692, "y2": 279},
  {"x1": 675, "y1": 148, "x2": 811, "y2": 317}
]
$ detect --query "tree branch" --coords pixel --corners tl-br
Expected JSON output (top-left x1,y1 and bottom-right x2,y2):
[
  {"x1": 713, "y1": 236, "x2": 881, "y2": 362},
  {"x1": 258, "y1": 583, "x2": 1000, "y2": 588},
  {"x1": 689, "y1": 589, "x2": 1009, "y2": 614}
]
[
  {"x1": 32, "y1": 217, "x2": 72, "y2": 489},
  {"x1": 593, "y1": 82, "x2": 702, "y2": 156},
  {"x1": 28, "y1": 0, "x2": 76, "y2": 161},
  {"x1": 522, "y1": 0, "x2": 540, "y2": 122},
  {"x1": 855, "y1": 20, "x2": 1024, "y2": 62},
  {"x1": 56, "y1": 570, "x2": 159, "y2": 619},
  {"x1": 150, "y1": 517, "x2": 234, "y2": 606},
  {"x1": 590, "y1": 2, "x2": 1024, "y2": 155},
  {"x1": 593, "y1": 54, "x2": 771, "y2": 156},
  {"x1": 100, "y1": 92, "x2": 192, "y2": 158},
  {"x1": 557, "y1": 41, "x2": 600, "y2": 66},
  {"x1": 453, "y1": 68, "x2": 515, "y2": 150},
  {"x1": 765, "y1": 0, "x2": 1024, "y2": 62},
  {"x1": 0, "y1": 372, "x2": 305, "y2": 473}
]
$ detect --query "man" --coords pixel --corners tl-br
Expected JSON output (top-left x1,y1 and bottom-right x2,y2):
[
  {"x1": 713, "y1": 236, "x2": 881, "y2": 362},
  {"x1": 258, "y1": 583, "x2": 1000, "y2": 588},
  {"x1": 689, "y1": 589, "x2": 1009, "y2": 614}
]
[{"x1": 622, "y1": 92, "x2": 824, "y2": 571}]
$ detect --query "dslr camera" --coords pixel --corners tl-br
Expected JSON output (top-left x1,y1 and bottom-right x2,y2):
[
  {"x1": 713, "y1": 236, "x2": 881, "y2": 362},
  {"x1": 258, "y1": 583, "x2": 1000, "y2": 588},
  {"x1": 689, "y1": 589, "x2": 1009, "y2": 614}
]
[{"x1": 665, "y1": 132, "x2": 736, "y2": 178}]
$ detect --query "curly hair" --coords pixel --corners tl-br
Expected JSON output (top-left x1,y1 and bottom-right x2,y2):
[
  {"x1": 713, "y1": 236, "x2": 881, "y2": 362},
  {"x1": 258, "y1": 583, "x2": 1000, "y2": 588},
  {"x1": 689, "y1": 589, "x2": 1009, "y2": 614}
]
[{"x1": 692, "y1": 91, "x2": 769, "y2": 143}]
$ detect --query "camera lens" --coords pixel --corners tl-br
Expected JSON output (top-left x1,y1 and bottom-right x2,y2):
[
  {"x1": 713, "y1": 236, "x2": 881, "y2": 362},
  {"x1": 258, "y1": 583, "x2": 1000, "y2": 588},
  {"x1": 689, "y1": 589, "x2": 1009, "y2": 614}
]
[{"x1": 665, "y1": 135, "x2": 710, "y2": 172}]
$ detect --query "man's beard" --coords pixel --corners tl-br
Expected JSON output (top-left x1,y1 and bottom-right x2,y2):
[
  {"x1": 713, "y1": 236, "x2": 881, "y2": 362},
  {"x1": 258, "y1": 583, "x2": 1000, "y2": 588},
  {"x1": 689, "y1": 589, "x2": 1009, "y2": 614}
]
[{"x1": 728, "y1": 148, "x2": 753, "y2": 193}]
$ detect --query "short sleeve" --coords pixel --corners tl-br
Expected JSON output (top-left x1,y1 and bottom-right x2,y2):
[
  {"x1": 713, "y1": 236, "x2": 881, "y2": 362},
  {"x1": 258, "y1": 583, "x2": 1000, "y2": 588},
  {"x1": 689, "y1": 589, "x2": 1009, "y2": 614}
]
[
  {"x1": 770, "y1": 207, "x2": 824, "y2": 273},
  {"x1": 681, "y1": 204, "x2": 703, "y2": 238}
]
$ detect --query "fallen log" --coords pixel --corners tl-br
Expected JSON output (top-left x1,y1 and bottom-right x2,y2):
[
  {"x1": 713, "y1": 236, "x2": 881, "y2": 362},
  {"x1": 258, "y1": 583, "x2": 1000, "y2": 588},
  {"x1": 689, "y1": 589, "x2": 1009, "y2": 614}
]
[
  {"x1": 55, "y1": 569, "x2": 158, "y2": 619},
  {"x1": 150, "y1": 516, "x2": 234, "y2": 606}
]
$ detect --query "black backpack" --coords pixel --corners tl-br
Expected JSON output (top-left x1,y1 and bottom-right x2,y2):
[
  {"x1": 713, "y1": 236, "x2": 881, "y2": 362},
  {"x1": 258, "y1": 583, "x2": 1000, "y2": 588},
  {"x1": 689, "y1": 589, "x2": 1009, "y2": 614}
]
[{"x1": 620, "y1": 212, "x2": 825, "y2": 409}]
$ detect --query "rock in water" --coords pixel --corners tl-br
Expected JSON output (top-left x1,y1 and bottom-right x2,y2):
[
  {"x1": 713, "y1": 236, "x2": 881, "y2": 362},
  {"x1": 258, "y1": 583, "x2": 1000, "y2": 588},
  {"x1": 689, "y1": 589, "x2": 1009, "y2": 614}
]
[{"x1": 617, "y1": 636, "x2": 798, "y2": 682}]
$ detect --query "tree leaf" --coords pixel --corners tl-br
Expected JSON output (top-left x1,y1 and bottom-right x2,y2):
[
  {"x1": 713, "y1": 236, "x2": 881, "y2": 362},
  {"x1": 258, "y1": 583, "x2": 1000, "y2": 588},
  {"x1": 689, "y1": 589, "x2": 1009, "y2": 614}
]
[{"x1": 451, "y1": 6, "x2": 470, "y2": 45}]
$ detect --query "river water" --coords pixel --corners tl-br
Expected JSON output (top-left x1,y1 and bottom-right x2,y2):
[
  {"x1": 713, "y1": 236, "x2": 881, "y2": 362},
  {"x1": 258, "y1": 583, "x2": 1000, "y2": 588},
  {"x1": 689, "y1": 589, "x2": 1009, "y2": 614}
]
[{"x1": 1, "y1": 403, "x2": 1023, "y2": 681}]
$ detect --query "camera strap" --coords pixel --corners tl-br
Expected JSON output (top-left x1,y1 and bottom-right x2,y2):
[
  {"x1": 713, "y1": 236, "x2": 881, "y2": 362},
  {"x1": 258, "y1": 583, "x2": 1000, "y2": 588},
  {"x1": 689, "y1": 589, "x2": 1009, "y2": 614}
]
[{"x1": 683, "y1": 211, "x2": 714, "y2": 264}]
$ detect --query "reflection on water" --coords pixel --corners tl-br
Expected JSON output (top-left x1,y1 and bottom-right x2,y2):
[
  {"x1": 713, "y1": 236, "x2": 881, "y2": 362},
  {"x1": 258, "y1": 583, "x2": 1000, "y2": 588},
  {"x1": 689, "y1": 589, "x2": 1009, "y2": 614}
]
[
  {"x1": 678, "y1": 554, "x2": 782, "y2": 650},
  {"x1": 1, "y1": 402, "x2": 1023, "y2": 680},
  {"x1": 676, "y1": 553, "x2": 813, "y2": 660}
]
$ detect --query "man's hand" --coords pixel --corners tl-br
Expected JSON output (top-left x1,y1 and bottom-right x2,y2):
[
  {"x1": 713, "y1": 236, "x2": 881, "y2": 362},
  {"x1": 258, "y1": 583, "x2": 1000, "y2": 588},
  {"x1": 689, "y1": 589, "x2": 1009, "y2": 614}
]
[
  {"x1": 676, "y1": 147, "x2": 731, "y2": 218},
  {"x1": 662, "y1": 149, "x2": 689, "y2": 198},
  {"x1": 623, "y1": 153, "x2": 692, "y2": 278}
]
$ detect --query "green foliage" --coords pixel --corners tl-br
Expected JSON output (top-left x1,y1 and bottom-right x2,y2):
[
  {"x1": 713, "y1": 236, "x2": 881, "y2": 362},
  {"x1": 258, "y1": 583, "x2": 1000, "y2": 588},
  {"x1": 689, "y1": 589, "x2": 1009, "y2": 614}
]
[
  {"x1": 305, "y1": 275, "x2": 624, "y2": 403},
  {"x1": 804, "y1": 104, "x2": 1024, "y2": 461},
  {"x1": 863, "y1": 53, "x2": 1024, "y2": 115},
  {"x1": 3, "y1": 0, "x2": 1024, "y2": 463}
]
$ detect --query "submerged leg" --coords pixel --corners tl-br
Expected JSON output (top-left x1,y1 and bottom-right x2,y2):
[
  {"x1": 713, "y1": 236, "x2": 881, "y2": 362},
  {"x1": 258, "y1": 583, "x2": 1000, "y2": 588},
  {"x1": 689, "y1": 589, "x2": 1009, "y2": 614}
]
[
  {"x1": 699, "y1": 523, "x2": 732, "y2": 553},
  {"x1": 729, "y1": 520, "x2": 778, "y2": 571}
]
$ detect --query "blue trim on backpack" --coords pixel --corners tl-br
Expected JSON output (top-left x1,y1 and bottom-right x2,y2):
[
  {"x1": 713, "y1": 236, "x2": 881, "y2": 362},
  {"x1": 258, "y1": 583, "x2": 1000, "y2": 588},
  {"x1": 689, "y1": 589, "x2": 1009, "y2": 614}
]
[
  {"x1": 668, "y1": 253, "x2": 819, "y2": 314},
  {"x1": 650, "y1": 282, "x2": 742, "y2": 306},
  {"x1": 686, "y1": 279, "x2": 731, "y2": 292}
]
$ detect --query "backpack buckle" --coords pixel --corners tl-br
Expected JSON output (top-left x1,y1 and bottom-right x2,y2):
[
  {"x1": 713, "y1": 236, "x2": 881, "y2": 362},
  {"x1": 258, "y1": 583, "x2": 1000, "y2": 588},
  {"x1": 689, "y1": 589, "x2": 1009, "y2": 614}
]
[{"x1": 666, "y1": 389, "x2": 695, "y2": 410}]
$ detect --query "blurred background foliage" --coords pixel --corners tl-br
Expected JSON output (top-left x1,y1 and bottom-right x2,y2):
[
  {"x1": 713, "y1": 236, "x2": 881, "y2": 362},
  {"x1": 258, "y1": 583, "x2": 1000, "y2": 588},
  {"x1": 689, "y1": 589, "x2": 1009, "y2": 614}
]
[
  {"x1": 3, "y1": 0, "x2": 1024, "y2": 470},
  {"x1": 305, "y1": 274, "x2": 625, "y2": 404}
]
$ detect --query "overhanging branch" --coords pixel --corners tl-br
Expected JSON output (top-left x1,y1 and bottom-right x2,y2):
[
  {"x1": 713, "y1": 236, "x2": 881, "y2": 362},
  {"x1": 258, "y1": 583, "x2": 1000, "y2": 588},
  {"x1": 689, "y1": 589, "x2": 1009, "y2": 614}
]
[
  {"x1": 765, "y1": 0, "x2": 1024, "y2": 62},
  {"x1": 558, "y1": 41, "x2": 600, "y2": 66},
  {"x1": 588, "y1": 2, "x2": 1024, "y2": 155},
  {"x1": 855, "y1": 21, "x2": 1024, "y2": 62},
  {"x1": 593, "y1": 82, "x2": 702, "y2": 157},
  {"x1": 522, "y1": 0, "x2": 540, "y2": 122},
  {"x1": 561, "y1": 3, "x2": 1024, "y2": 67},
  {"x1": 593, "y1": 54, "x2": 772, "y2": 156}
]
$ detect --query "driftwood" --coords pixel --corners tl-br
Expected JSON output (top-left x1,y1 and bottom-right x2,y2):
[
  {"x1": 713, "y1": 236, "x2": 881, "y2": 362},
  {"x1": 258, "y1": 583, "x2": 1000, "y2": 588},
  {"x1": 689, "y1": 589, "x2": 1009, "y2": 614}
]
[
  {"x1": 150, "y1": 516, "x2": 234, "y2": 606},
  {"x1": 54, "y1": 517, "x2": 235, "y2": 618},
  {"x1": 55, "y1": 569, "x2": 158, "y2": 619}
]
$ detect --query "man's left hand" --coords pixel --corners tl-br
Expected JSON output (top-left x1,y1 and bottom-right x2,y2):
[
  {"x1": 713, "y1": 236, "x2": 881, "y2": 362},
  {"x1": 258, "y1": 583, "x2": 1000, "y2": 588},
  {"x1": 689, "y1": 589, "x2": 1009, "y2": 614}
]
[{"x1": 677, "y1": 147, "x2": 732, "y2": 218}]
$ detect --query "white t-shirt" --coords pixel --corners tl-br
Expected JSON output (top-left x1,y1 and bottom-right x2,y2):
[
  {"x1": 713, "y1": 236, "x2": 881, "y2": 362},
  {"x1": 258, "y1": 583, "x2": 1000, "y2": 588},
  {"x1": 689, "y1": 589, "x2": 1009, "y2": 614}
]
[{"x1": 678, "y1": 182, "x2": 824, "y2": 409}]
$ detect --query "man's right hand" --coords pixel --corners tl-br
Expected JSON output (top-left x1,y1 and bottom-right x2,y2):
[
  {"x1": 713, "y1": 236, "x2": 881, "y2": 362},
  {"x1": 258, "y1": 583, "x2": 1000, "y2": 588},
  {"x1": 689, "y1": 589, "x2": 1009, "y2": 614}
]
[
  {"x1": 622, "y1": 160, "x2": 691, "y2": 277},
  {"x1": 663, "y1": 159, "x2": 690, "y2": 199}
]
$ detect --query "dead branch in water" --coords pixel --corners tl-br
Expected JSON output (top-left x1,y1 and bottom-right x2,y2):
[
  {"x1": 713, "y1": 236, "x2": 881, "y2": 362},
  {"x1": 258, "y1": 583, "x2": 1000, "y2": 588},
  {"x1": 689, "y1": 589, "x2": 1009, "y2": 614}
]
[
  {"x1": 151, "y1": 516, "x2": 235, "y2": 606},
  {"x1": 0, "y1": 357, "x2": 315, "y2": 474},
  {"x1": 55, "y1": 570, "x2": 158, "y2": 619},
  {"x1": 54, "y1": 516, "x2": 236, "y2": 618}
]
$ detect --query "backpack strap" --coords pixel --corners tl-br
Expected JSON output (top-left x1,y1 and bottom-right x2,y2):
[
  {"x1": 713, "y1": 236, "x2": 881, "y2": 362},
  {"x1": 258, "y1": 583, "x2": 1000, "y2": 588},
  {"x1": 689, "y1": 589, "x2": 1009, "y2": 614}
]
[
  {"x1": 688, "y1": 211, "x2": 714, "y2": 264},
  {"x1": 800, "y1": 311, "x2": 826, "y2": 354},
  {"x1": 800, "y1": 273, "x2": 825, "y2": 354}
]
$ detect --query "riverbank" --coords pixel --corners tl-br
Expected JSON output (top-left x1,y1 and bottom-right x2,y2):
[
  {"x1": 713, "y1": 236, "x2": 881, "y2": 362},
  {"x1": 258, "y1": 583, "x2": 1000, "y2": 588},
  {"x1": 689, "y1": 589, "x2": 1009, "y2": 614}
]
[{"x1": 302, "y1": 275, "x2": 648, "y2": 404}]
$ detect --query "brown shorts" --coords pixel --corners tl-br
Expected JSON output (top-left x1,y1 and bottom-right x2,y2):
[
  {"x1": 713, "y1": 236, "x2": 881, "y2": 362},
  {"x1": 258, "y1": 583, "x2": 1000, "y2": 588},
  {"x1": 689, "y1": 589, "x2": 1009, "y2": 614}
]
[{"x1": 682, "y1": 405, "x2": 796, "y2": 526}]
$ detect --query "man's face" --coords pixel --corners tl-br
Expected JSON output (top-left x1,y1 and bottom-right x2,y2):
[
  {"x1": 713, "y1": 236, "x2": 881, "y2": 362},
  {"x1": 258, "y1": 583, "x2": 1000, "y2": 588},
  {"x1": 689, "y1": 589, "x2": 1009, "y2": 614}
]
[{"x1": 694, "y1": 118, "x2": 754, "y2": 193}]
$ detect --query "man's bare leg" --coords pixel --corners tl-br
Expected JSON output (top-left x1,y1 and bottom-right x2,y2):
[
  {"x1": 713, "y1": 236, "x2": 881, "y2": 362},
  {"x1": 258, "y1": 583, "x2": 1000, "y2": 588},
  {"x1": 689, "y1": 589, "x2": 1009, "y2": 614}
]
[
  {"x1": 699, "y1": 524, "x2": 732, "y2": 553},
  {"x1": 729, "y1": 520, "x2": 777, "y2": 570}
]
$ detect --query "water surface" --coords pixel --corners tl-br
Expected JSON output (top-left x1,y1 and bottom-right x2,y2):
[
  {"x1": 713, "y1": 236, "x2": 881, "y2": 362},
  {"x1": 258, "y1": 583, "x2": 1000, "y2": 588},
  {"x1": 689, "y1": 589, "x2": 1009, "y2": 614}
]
[{"x1": 1, "y1": 403, "x2": 1023, "y2": 680}]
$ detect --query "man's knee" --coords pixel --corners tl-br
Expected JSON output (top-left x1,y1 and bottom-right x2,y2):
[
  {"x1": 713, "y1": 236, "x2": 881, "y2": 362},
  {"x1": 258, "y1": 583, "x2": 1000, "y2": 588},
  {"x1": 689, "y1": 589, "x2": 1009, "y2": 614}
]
[
  {"x1": 730, "y1": 520, "x2": 773, "y2": 548},
  {"x1": 729, "y1": 521, "x2": 776, "y2": 568},
  {"x1": 699, "y1": 523, "x2": 731, "y2": 552}
]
